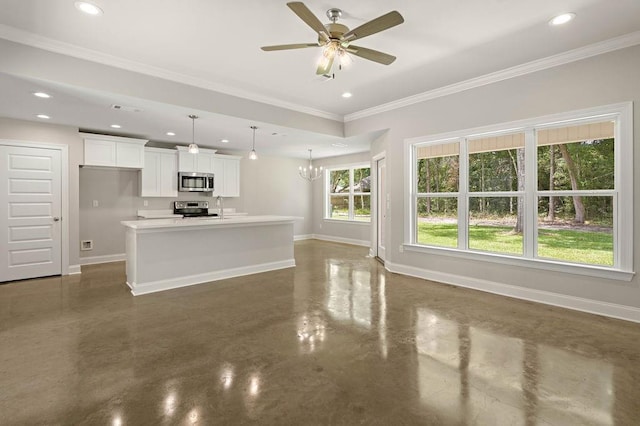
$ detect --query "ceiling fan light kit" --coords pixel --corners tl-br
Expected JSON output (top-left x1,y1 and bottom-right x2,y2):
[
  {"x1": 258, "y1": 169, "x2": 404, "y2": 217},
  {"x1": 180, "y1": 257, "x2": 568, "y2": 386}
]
[{"x1": 261, "y1": 2, "x2": 404, "y2": 76}]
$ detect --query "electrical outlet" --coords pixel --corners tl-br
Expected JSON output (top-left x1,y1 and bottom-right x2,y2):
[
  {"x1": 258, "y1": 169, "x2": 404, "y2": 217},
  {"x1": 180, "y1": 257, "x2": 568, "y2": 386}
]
[
  {"x1": 81, "y1": 240, "x2": 93, "y2": 251},
  {"x1": 92, "y1": 200, "x2": 99, "y2": 207},
  {"x1": 319, "y1": 223, "x2": 322, "y2": 229},
  {"x1": 399, "y1": 245, "x2": 404, "y2": 253},
  {"x1": 143, "y1": 200, "x2": 149, "y2": 207}
]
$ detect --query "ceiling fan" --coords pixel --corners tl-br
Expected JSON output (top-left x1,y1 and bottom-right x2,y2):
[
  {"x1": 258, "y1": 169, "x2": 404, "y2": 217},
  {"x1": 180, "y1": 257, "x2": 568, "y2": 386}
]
[{"x1": 261, "y1": 2, "x2": 404, "y2": 75}]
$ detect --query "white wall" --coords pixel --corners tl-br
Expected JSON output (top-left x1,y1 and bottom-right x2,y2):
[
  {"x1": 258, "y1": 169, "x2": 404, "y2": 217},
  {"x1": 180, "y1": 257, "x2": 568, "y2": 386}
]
[
  {"x1": 311, "y1": 151, "x2": 372, "y2": 246},
  {"x1": 0, "y1": 118, "x2": 83, "y2": 269},
  {"x1": 345, "y1": 44, "x2": 640, "y2": 317},
  {"x1": 79, "y1": 152, "x2": 313, "y2": 258}
]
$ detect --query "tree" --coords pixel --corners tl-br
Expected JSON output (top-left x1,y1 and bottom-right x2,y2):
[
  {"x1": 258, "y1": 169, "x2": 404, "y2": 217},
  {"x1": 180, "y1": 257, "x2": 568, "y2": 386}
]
[{"x1": 558, "y1": 144, "x2": 585, "y2": 223}]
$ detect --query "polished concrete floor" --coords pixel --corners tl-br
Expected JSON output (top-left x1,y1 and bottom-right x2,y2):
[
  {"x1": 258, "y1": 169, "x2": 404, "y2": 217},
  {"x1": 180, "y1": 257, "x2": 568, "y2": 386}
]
[{"x1": 1, "y1": 240, "x2": 640, "y2": 425}]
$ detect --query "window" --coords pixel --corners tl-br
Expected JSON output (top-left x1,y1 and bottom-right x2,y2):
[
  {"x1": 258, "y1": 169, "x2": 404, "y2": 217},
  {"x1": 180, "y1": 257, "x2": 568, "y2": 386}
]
[
  {"x1": 326, "y1": 165, "x2": 371, "y2": 222},
  {"x1": 407, "y1": 103, "x2": 633, "y2": 277}
]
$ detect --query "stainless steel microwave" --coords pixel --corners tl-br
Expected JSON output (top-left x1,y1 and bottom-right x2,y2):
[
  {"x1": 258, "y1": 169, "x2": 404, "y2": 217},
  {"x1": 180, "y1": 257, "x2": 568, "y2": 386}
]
[{"x1": 178, "y1": 172, "x2": 214, "y2": 192}]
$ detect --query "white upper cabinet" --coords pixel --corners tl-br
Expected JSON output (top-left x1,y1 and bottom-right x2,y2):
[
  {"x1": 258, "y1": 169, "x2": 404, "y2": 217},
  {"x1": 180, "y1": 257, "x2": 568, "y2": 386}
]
[
  {"x1": 211, "y1": 154, "x2": 241, "y2": 197},
  {"x1": 222, "y1": 156, "x2": 240, "y2": 197},
  {"x1": 82, "y1": 133, "x2": 147, "y2": 168},
  {"x1": 140, "y1": 148, "x2": 178, "y2": 197},
  {"x1": 176, "y1": 146, "x2": 217, "y2": 173},
  {"x1": 211, "y1": 157, "x2": 225, "y2": 197}
]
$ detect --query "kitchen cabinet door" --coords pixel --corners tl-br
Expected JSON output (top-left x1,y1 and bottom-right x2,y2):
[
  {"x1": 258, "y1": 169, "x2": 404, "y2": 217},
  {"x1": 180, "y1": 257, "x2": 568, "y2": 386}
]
[
  {"x1": 211, "y1": 157, "x2": 225, "y2": 197},
  {"x1": 116, "y1": 141, "x2": 145, "y2": 168},
  {"x1": 83, "y1": 134, "x2": 147, "y2": 168},
  {"x1": 178, "y1": 151, "x2": 196, "y2": 172},
  {"x1": 140, "y1": 151, "x2": 161, "y2": 196},
  {"x1": 140, "y1": 149, "x2": 178, "y2": 197},
  {"x1": 197, "y1": 153, "x2": 213, "y2": 173},
  {"x1": 84, "y1": 139, "x2": 116, "y2": 167},
  {"x1": 223, "y1": 158, "x2": 240, "y2": 197},
  {"x1": 160, "y1": 151, "x2": 178, "y2": 197}
]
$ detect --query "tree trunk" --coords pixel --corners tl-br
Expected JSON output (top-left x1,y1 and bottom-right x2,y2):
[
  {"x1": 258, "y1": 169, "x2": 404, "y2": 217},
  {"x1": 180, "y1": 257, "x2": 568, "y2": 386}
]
[
  {"x1": 558, "y1": 144, "x2": 585, "y2": 223},
  {"x1": 548, "y1": 146, "x2": 556, "y2": 221},
  {"x1": 425, "y1": 161, "x2": 431, "y2": 214},
  {"x1": 480, "y1": 156, "x2": 485, "y2": 214},
  {"x1": 514, "y1": 148, "x2": 525, "y2": 233}
]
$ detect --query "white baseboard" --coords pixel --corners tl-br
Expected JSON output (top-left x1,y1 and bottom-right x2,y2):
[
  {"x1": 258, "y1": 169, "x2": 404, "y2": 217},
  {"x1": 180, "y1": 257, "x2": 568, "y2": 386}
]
[
  {"x1": 129, "y1": 259, "x2": 296, "y2": 296},
  {"x1": 311, "y1": 234, "x2": 371, "y2": 247},
  {"x1": 79, "y1": 253, "x2": 126, "y2": 266},
  {"x1": 67, "y1": 264, "x2": 82, "y2": 275},
  {"x1": 385, "y1": 261, "x2": 640, "y2": 324},
  {"x1": 294, "y1": 234, "x2": 313, "y2": 241}
]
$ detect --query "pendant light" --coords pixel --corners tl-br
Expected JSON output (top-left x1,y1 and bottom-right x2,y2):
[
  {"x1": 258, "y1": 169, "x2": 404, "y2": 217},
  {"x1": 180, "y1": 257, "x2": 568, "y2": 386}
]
[
  {"x1": 188, "y1": 114, "x2": 199, "y2": 154},
  {"x1": 299, "y1": 149, "x2": 323, "y2": 181},
  {"x1": 249, "y1": 125, "x2": 258, "y2": 160}
]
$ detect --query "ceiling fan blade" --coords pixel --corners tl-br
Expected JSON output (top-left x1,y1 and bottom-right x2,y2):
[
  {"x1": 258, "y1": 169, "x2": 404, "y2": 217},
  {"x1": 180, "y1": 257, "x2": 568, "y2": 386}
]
[
  {"x1": 346, "y1": 45, "x2": 396, "y2": 65},
  {"x1": 342, "y1": 11, "x2": 404, "y2": 42},
  {"x1": 261, "y1": 43, "x2": 318, "y2": 51},
  {"x1": 316, "y1": 53, "x2": 335, "y2": 75},
  {"x1": 287, "y1": 2, "x2": 330, "y2": 42}
]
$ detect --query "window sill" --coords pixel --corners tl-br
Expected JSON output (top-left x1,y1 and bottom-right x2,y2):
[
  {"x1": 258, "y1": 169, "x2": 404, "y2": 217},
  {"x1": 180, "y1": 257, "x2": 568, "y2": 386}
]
[
  {"x1": 323, "y1": 218, "x2": 371, "y2": 226},
  {"x1": 403, "y1": 244, "x2": 634, "y2": 282}
]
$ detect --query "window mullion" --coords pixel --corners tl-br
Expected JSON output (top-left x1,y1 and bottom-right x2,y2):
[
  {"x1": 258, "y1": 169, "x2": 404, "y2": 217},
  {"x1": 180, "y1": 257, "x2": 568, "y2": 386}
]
[
  {"x1": 524, "y1": 128, "x2": 536, "y2": 258},
  {"x1": 349, "y1": 168, "x2": 354, "y2": 220},
  {"x1": 459, "y1": 138, "x2": 469, "y2": 250}
]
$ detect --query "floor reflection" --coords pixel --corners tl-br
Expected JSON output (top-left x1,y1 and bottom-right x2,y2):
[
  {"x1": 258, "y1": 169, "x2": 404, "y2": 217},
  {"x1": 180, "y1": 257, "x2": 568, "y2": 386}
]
[
  {"x1": 1, "y1": 241, "x2": 637, "y2": 424},
  {"x1": 537, "y1": 345, "x2": 613, "y2": 425},
  {"x1": 296, "y1": 311, "x2": 326, "y2": 354},
  {"x1": 414, "y1": 307, "x2": 615, "y2": 425},
  {"x1": 326, "y1": 260, "x2": 372, "y2": 329}
]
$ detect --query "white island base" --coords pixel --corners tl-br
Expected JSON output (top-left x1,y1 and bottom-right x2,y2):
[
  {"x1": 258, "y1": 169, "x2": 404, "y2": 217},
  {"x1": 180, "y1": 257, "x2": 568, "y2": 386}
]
[{"x1": 121, "y1": 216, "x2": 296, "y2": 295}]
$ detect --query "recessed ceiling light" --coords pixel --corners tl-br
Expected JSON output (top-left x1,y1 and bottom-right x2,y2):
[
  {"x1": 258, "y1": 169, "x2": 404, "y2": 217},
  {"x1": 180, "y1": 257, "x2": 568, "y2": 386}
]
[
  {"x1": 33, "y1": 92, "x2": 51, "y2": 99},
  {"x1": 221, "y1": 139, "x2": 229, "y2": 143},
  {"x1": 36, "y1": 114, "x2": 50, "y2": 120},
  {"x1": 110, "y1": 124, "x2": 121, "y2": 129},
  {"x1": 342, "y1": 92, "x2": 353, "y2": 98},
  {"x1": 549, "y1": 13, "x2": 576, "y2": 26},
  {"x1": 74, "y1": 1, "x2": 103, "y2": 16},
  {"x1": 166, "y1": 132, "x2": 176, "y2": 136}
]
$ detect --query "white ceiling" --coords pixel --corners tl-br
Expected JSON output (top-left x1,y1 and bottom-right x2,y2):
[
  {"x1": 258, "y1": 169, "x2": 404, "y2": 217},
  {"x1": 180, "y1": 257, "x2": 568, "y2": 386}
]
[{"x1": 0, "y1": 0, "x2": 639, "y2": 157}]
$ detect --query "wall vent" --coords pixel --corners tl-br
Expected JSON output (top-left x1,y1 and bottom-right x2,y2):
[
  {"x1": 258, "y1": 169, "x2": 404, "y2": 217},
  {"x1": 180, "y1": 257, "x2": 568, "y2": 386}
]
[{"x1": 110, "y1": 104, "x2": 143, "y2": 113}]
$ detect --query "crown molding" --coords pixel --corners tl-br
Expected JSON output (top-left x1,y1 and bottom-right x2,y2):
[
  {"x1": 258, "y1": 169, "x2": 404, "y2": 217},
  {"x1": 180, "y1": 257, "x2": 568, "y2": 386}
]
[
  {"x1": 0, "y1": 24, "x2": 343, "y2": 122},
  {"x1": 344, "y1": 30, "x2": 640, "y2": 122}
]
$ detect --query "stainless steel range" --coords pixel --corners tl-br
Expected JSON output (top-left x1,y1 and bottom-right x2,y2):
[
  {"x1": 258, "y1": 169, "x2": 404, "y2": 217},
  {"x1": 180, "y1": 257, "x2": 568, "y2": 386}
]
[{"x1": 173, "y1": 201, "x2": 219, "y2": 218}]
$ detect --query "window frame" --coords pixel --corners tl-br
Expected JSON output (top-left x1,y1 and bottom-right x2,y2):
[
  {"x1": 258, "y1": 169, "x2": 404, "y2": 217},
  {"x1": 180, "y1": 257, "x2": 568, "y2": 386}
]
[
  {"x1": 325, "y1": 163, "x2": 372, "y2": 223},
  {"x1": 404, "y1": 102, "x2": 634, "y2": 281}
]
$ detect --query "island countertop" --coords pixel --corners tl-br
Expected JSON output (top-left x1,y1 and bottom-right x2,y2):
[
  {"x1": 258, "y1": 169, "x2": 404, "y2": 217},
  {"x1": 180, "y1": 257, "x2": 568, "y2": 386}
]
[
  {"x1": 122, "y1": 215, "x2": 297, "y2": 295},
  {"x1": 121, "y1": 215, "x2": 298, "y2": 231}
]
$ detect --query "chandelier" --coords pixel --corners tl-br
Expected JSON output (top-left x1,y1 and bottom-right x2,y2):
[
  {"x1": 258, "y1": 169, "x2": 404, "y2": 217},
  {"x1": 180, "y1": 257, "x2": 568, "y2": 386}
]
[{"x1": 299, "y1": 149, "x2": 323, "y2": 181}]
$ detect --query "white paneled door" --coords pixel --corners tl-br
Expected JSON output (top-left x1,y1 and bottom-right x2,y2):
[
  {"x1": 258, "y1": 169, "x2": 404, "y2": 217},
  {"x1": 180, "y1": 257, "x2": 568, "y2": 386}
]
[{"x1": 0, "y1": 145, "x2": 62, "y2": 281}]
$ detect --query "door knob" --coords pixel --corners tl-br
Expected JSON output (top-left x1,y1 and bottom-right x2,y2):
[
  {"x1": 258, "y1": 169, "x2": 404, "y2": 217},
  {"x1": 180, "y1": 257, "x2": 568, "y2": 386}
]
[{"x1": 53, "y1": 217, "x2": 61, "y2": 222}]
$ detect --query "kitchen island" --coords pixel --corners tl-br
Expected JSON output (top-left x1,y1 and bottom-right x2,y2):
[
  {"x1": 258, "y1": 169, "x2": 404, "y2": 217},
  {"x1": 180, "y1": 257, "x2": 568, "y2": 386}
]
[{"x1": 121, "y1": 216, "x2": 296, "y2": 295}]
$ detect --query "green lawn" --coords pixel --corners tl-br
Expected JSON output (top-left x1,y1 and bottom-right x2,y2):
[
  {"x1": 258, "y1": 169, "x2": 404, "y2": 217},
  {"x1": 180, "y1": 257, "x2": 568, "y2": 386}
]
[{"x1": 417, "y1": 223, "x2": 613, "y2": 266}]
